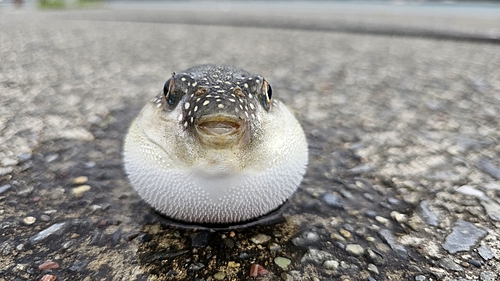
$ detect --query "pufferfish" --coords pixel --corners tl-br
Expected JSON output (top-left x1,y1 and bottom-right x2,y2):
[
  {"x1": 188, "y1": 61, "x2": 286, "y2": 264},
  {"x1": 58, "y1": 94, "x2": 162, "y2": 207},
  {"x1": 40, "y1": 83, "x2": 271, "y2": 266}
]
[{"x1": 123, "y1": 64, "x2": 308, "y2": 224}]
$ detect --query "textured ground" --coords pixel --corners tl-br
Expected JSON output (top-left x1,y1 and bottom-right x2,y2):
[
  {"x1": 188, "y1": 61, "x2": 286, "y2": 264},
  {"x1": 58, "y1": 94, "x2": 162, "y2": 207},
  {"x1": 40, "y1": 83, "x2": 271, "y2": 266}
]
[{"x1": 1, "y1": 4, "x2": 500, "y2": 281}]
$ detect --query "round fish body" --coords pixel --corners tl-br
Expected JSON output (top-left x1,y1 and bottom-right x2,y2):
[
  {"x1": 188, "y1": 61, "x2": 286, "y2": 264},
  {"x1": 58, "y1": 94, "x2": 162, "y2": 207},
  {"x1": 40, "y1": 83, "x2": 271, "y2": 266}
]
[{"x1": 123, "y1": 65, "x2": 308, "y2": 224}]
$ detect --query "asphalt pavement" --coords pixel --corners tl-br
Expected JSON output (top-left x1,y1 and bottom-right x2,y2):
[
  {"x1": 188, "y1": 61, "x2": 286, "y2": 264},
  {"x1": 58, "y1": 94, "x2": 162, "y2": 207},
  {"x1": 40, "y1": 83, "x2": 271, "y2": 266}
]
[{"x1": 1, "y1": 2, "x2": 500, "y2": 281}]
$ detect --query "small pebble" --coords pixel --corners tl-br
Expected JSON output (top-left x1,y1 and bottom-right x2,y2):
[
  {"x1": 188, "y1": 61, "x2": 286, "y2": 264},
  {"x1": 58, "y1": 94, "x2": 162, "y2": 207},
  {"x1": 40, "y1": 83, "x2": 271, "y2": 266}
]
[
  {"x1": 1, "y1": 158, "x2": 19, "y2": 166},
  {"x1": 227, "y1": 261, "x2": 240, "y2": 268},
  {"x1": 339, "y1": 229, "x2": 352, "y2": 239},
  {"x1": 304, "y1": 232, "x2": 320, "y2": 242},
  {"x1": 301, "y1": 248, "x2": 334, "y2": 264},
  {"x1": 13, "y1": 263, "x2": 27, "y2": 272},
  {"x1": 250, "y1": 234, "x2": 271, "y2": 245},
  {"x1": 223, "y1": 238, "x2": 235, "y2": 249},
  {"x1": 322, "y1": 193, "x2": 344, "y2": 209},
  {"x1": 439, "y1": 257, "x2": 463, "y2": 271},
  {"x1": 17, "y1": 186, "x2": 34, "y2": 197},
  {"x1": 281, "y1": 273, "x2": 293, "y2": 281},
  {"x1": 323, "y1": 260, "x2": 339, "y2": 270},
  {"x1": 414, "y1": 275, "x2": 426, "y2": 281},
  {"x1": 367, "y1": 263, "x2": 379, "y2": 275},
  {"x1": 188, "y1": 263, "x2": 205, "y2": 272},
  {"x1": 17, "y1": 153, "x2": 32, "y2": 162},
  {"x1": 72, "y1": 176, "x2": 88, "y2": 185},
  {"x1": 390, "y1": 211, "x2": 408, "y2": 223},
  {"x1": 468, "y1": 259, "x2": 481, "y2": 268},
  {"x1": 345, "y1": 244, "x2": 364, "y2": 256},
  {"x1": 249, "y1": 264, "x2": 268, "y2": 277},
  {"x1": 420, "y1": 201, "x2": 439, "y2": 226},
  {"x1": 331, "y1": 233, "x2": 346, "y2": 242},
  {"x1": 39, "y1": 261, "x2": 60, "y2": 271},
  {"x1": 29, "y1": 222, "x2": 69, "y2": 244},
  {"x1": 72, "y1": 185, "x2": 91, "y2": 197},
  {"x1": 23, "y1": 216, "x2": 36, "y2": 225},
  {"x1": 0, "y1": 167, "x2": 13, "y2": 176},
  {"x1": 45, "y1": 154, "x2": 59, "y2": 163},
  {"x1": 274, "y1": 257, "x2": 291, "y2": 270},
  {"x1": 477, "y1": 245, "x2": 495, "y2": 260},
  {"x1": 0, "y1": 184, "x2": 11, "y2": 195},
  {"x1": 40, "y1": 274, "x2": 57, "y2": 281},
  {"x1": 375, "y1": 216, "x2": 389, "y2": 224},
  {"x1": 40, "y1": 215, "x2": 51, "y2": 222},
  {"x1": 269, "y1": 243, "x2": 281, "y2": 252}
]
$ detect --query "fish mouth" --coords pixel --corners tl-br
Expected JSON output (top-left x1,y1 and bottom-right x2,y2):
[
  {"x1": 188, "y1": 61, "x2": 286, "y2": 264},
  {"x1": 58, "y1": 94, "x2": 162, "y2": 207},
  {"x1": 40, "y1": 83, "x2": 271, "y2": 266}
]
[{"x1": 194, "y1": 114, "x2": 248, "y2": 147}]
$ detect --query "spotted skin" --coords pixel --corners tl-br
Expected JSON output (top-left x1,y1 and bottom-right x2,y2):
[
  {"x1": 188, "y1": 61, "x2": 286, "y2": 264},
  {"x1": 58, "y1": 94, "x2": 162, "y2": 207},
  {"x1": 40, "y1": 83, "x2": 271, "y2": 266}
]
[
  {"x1": 124, "y1": 64, "x2": 308, "y2": 224},
  {"x1": 151, "y1": 65, "x2": 270, "y2": 131}
]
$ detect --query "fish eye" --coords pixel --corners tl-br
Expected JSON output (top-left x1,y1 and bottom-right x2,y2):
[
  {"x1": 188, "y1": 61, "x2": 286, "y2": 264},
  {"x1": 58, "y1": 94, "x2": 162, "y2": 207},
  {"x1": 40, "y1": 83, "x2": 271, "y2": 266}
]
[
  {"x1": 266, "y1": 82, "x2": 272, "y2": 100},
  {"x1": 260, "y1": 79, "x2": 272, "y2": 111},
  {"x1": 163, "y1": 77, "x2": 182, "y2": 108}
]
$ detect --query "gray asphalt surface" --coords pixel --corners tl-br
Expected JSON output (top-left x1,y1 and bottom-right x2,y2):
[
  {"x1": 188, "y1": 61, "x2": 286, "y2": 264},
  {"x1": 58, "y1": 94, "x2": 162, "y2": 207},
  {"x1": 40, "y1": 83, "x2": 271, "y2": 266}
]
[{"x1": 1, "y1": 3, "x2": 500, "y2": 281}]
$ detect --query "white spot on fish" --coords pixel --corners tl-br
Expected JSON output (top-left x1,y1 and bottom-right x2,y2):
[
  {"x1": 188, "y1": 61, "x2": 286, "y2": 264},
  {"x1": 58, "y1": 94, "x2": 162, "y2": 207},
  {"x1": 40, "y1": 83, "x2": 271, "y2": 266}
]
[
  {"x1": 203, "y1": 100, "x2": 210, "y2": 106},
  {"x1": 184, "y1": 102, "x2": 190, "y2": 110},
  {"x1": 218, "y1": 104, "x2": 224, "y2": 109}
]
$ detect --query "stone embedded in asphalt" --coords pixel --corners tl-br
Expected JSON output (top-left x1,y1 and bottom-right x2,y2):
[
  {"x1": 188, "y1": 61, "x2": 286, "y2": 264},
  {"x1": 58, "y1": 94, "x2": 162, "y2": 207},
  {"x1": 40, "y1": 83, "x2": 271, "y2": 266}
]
[
  {"x1": 301, "y1": 248, "x2": 335, "y2": 264},
  {"x1": 0, "y1": 184, "x2": 11, "y2": 195},
  {"x1": 468, "y1": 259, "x2": 482, "y2": 268},
  {"x1": 419, "y1": 201, "x2": 439, "y2": 226},
  {"x1": 345, "y1": 244, "x2": 364, "y2": 256},
  {"x1": 274, "y1": 257, "x2": 291, "y2": 269},
  {"x1": 442, "y1": 220, "x2": 488, "y2": 254},
  {"x1": 29, "y1": 221, "x2": 69, "y2": 244},
  {"x1": 457, "y1": 185, "x2": 486, "y2": 199},
  {"x1": 378, "y1": 229, "x2": 408, "y2": 258},
  {"x1": 190, "y1": 232, "x2": 213, "y2": 248},
  {"x1": 322, "y1": 193, "x2": 344, "y2": 209},
  {"x1": 477, "y1": 158, "x2": 500, "y2": 180},
  {"x1": 367, "y1": 263, "x2": 379, "y2": 275},
  {"x1": 0, "y1": 167, "x2": 13, "y2": 176},
  {"x1": 480, "y1": 198, "x2": 500, "y2": 221},
  {"x1": 188, "y1": 263, "x2": 205, "y2": 272},
  {"x1": 1, "y1": 158, "x2": 19, "y2": 166},
  {"x1": 439, "y1": 257, "x2": 463, "y2": 272},
  {"x1": 480, "y1": 271, "x2": 497, "y2": 281},
  {"x1": 250, "y1": 234, "x2": 271, "y2": 245},
  {"x1": 323, "y1": 260, "x2": 339, "y2": 270},
  {"x1": 365, "y1": 248, "x2": 385, "y2": 265},
  {"x1": 477, "y1": 245, "x2": 495, "y2": 260}
]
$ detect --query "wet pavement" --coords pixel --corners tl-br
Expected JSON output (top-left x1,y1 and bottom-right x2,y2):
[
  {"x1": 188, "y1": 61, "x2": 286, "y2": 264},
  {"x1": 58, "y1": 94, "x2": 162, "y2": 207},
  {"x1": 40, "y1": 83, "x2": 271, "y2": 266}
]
[{"x1": 1, "y1": 3, "x2": 500, "y2": 281}]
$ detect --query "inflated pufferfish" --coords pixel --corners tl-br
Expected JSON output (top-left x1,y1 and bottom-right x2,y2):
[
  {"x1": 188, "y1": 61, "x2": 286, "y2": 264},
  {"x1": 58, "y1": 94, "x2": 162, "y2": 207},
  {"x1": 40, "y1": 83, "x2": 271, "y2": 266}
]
[{"x1": 123, "y1": 64, "x2": 308, "y2": 224}]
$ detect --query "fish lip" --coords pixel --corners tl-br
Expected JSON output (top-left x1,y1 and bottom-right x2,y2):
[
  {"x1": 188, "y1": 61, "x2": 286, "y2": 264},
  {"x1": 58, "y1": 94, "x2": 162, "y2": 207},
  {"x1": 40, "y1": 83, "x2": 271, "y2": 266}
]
[
  {"x1": 195, "y1": 114, "x2": 243, "y2": 136},
  {"x1": 194, "y1": 114, "x2": 248, "y2": 147}
]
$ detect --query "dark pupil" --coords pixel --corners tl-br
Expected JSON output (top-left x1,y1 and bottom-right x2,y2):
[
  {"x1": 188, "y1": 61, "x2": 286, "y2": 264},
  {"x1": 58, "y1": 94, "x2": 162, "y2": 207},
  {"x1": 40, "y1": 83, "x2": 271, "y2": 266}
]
[
  {"x1": 267, "y1": 84, "x2": 273, "y2": 100},
  {"x1": 164, "y1": 79, "x2": 176, "y2": 105}
]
